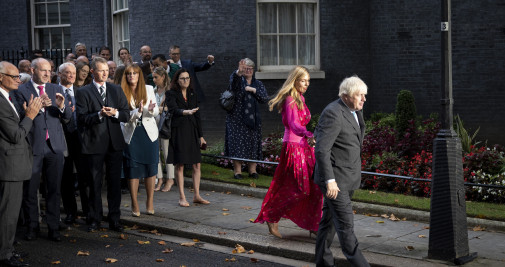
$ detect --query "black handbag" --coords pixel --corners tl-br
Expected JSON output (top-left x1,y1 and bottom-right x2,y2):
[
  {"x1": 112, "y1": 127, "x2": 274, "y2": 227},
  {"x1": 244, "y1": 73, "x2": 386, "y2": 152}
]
[
  {"x1": 158, "y1": 102, "x2": 172, "y2": 139},
  {"x1": 219, "y1": 88, "x2": 234, "y2": 112}
]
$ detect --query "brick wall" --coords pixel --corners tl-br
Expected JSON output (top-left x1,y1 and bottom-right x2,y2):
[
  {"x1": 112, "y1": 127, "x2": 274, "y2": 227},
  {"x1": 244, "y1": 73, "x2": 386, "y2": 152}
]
[{"x1": 0, "y1": 0, "x2": 30, "y2": 53}]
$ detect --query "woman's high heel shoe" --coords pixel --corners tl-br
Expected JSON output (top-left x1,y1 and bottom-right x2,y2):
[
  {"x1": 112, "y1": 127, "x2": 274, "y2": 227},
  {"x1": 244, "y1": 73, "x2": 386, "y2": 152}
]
[
  {"x1": 132, "y1": 211, "x2": 140, "y2": 217},
  {"x1": 267, "y1": 222, "x2": 282, "y2": 238}
]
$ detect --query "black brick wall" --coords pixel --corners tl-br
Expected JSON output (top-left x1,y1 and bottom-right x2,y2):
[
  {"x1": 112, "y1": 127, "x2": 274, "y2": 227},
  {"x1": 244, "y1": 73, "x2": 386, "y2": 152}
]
[{"x1": 0, "y1": 0, "x2": 31, "y2": 53}]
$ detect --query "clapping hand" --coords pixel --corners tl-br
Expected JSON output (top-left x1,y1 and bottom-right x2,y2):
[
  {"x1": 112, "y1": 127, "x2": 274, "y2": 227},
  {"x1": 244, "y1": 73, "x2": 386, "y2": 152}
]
[
  {"x1": 147, "y1": 100, "x2": 156, "y2": 112},
  {"x1": 139, "y1": 100, "x2": 144, "y2": 113},
  {"x1": 40, "y1": 94, "x2": 52, "y2": 107},
  {"x1": 23, "y1": 94, "x2": 43, "y2": 119},
  {"x1": 237, "y1": 59, "x2": 246, "y2": 76},
  {"x1": 184, "y1": 107, "x2": 199, "y2": 115},
  {"x1": 55, "y1": 93, "x2": 65, "y2": 109},
  {"x1": 101, "y1": 106, "x2": 117, "y2": 117},
  {"x1": 245, "y1": 86, "x2": 256, "y2": 94}
]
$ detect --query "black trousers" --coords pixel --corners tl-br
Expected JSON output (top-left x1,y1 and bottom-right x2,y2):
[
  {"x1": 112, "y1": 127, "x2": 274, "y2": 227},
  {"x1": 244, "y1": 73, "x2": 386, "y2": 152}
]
[
  {"x1": 84, "y1": 143, "x2": 123, "y2": 225},
  {"x1": 23, "y1": 140, "x2": 64, "y2": 230},
  {"x1": 61, "y1": 131, "x2": 89, "y2": 217},
  {"x1": 315, "y1": 188, "x2": 369, "y2": 267}
]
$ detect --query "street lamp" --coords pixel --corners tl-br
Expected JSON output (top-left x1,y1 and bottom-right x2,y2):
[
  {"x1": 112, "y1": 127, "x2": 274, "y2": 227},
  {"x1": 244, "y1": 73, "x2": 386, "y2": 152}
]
[{"x1": 428, "y1": 0, "x2": 477, "y2": 264}]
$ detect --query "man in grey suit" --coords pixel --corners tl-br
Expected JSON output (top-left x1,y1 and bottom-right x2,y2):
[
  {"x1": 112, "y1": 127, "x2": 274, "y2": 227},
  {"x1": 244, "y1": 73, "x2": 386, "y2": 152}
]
[
  {"x1": 314, "y1": 76, "x2": 369, "y2": 267},
  {"x1": 0, "y1": 61, "x2": 43, "y2": 267}
]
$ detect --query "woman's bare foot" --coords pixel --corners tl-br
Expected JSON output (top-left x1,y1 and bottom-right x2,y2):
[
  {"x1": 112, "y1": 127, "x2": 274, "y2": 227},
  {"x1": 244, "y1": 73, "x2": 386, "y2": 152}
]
[
  {"x1": 179, "y1": 199, "x2": 190, "y2": 207},
  {"x1": 193, "y1": 197, "x2": 210, "y2": 205},
  {"x1": 154, "y1": 182, "x2": 162, "y2": 192},
  {"x1": 162, "y1": 179, "x2": 174, "y2": 192}
]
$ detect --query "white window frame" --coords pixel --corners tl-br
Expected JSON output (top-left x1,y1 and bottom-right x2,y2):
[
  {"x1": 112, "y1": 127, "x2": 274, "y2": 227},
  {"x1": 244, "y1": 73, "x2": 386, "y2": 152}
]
[
  {"x1": 256, "y1": 0, "x2": 324, "y2": 79},
  {"x1": 111, "y1": 0, "x2": 129, "y2": 64},
  {"x1": 31, "y1": 0, "x2": 71, "y2": 53}
]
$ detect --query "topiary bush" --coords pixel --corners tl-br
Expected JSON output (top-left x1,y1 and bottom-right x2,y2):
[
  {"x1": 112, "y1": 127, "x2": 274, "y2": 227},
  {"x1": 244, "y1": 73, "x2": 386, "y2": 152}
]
[{"x1": 395, "y1": 90, "x2": 417, "y2": 139}]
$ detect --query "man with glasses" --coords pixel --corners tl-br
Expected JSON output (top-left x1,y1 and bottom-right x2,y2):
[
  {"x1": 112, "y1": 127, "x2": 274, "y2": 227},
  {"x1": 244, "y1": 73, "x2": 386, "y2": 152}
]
[
  {"x1": 0, "y1": 61, "x2": 43, "y2": 267},
  {"x1": 75, "y1": 57, "x2": 130, "y2": 233},
  {"x1": 169, "y1": 45, "x2": 215, "y2": 102},
  {"x1": 13, "y1": 58, "x2": 72, "y2": 243}
]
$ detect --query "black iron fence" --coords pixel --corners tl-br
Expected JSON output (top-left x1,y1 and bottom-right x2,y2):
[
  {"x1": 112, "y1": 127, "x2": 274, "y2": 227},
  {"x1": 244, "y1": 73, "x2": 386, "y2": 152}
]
[
  {"x1": 1, "y1": 47, "x2": 103, "y2": 67},
  {"x1": 202, "y1": 153, "x2": 505, "y2": 190}
]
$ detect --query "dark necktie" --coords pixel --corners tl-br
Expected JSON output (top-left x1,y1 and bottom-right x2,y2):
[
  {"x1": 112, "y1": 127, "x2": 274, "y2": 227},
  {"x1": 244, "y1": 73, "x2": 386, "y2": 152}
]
[{"x1": 100, "y1": 86, "x2": 106, "y2": 103}]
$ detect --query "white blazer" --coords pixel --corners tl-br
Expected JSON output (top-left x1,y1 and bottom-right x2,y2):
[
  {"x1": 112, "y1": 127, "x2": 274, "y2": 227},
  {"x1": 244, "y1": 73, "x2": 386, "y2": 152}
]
[{"x1": 121, "y1": 85, "x2": 160, "y2": 144}]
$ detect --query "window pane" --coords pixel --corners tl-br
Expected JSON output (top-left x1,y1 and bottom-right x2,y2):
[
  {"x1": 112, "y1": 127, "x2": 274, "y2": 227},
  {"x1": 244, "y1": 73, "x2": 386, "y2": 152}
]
[
  {"x1": 298, "y1": 35, "x2": 315, "y2": 65},
  {"x1": 123, "y1": 15, "x2": 129, "y2": 39},
  {"x1": 298, "y1": 4, "x2": 315, "y2": 34},
  {"x1": 260, "y1": 36, "x2": 277, "y2": 65},
  {"x1": 63, "y1": 27, "x2": 71, "y2": 49},
  {"x1": 278, "y1": 3, "x2": 296, "y2": 33},
  {"x1": 51, "y1": 28, "x2": 62, "y2": 49},
  {"x1": 39, "y1": 28, "x2": 50, "y2": 49},
  {"x1": 258, "y1": 3, "x2": 276, "y2": 34},
  {"x1": 35, "y1": 4, "x2": 46, "y2": 25},
  {"x1": 117, "y1": 0, "x2": 123, "y2": 10},
  {"x1": 60, "y1": 2, "x2": 70, "y2": 24},
  {"x1": 47, "y1": 3, "x2": 59, "y2": 25},
  {"x1": 279, "y1": 35, "x2": 296, "y2": 65}
]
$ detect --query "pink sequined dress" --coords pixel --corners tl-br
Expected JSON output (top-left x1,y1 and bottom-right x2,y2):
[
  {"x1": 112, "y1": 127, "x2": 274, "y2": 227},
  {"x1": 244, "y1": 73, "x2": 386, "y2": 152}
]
[{"x1": 254, "y1": 95, "x2": 323, "y2": 231}]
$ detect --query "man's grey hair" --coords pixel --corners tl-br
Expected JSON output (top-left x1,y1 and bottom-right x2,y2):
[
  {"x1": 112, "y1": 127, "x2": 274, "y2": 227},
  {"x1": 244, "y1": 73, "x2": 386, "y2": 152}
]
[
  {"x1": 31, "y1": 58, "x2": 49, "y2": 70},
  {"x1": 243, "y1": 58, "x2": 255, "y2": 68},
  {"x1": 75, "y1": 42, "x2": 86, "y2": 50},
  {"x1": 58, "y1": 62, "x2": 76, "y2": 73},
  {"x1": 90, "y1": 57, "x2": 107, "y2": 70},
  {"x1": 338, "y1": 75, "x2": 368, "y2": 98}
]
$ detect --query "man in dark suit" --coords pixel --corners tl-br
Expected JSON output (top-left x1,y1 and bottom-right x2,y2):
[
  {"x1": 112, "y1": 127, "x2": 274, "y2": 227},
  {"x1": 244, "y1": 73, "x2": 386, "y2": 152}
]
[
  {"x1": 314, "y1": 76, "x2": 370, "y2": 267},
  {"x1": 0, "y1": 61, "x2": 43, "y2": 266},
  {"x1": 169, "y1": 45, "x2": 214, "y2": 101},
  {"x1": 75, "y1": 57, "x2": 130, "y2": 232},
  {"x1": 58, "y1": 62, "x2": 89, "y2": 225},
  {"x1": 13, "y1": 58, "x2": 72, "y2": 242}
]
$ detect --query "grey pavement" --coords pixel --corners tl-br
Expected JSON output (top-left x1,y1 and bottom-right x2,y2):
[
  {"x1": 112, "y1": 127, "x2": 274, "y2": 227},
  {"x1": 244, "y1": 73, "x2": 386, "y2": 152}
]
[{"x1": 88, "y1": 178, "x2": 505, "y2": 267}]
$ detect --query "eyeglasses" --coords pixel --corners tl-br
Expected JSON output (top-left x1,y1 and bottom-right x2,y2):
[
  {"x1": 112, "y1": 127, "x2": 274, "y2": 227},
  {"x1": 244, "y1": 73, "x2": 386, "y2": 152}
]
[
  {"x1": 245, "y1": 68, "x2": 254, "y2": 72},
  {"x1": 1, "y1": 72, "x2": 21, "y2": 80},
  {"x1": 126, "y1": 72, "x2": 138, "y2": 76},
  {"x1": 179, "y1": 77, "x2": 190, "y2": 81}
]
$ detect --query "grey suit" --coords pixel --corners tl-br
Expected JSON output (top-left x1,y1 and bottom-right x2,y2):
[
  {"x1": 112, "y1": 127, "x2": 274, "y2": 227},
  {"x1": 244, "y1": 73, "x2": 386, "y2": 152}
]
[
  {"x1": 314, "y1": 98, "x2": 369, "y2": 267},
  {"x1": 0, "y1": 91, "x2": 33, "y2": 261}
]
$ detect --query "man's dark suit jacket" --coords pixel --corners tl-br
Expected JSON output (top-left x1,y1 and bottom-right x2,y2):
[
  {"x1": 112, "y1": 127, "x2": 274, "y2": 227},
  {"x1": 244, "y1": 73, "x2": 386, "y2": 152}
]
[
  {"x1": 75, "y1": 82, "x2": 129, "y2": 154},
  {"x1": 0, "y1": 92, "x2": 33, "y2": 182},
  {"x1": 181, "y1": 59, "x2": 213, "y2": 102},
  {"x1": 14, "y1": 82, "x2": 72, "y2": 155},
  {"x1": 314, "y1": 98, "x2": 366, "y2": 191}
]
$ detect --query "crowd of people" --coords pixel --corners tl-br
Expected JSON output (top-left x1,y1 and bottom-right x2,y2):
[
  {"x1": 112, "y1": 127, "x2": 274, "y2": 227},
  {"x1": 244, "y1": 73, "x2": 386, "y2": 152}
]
[{"x1": 0, "y1": 41, "x2": 370, "y2": 267}]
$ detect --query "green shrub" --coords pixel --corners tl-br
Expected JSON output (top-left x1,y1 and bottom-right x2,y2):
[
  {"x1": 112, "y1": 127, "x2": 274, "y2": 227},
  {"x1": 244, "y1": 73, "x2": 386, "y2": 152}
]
[
  {"x1": 395, "y1": 90, "x2": 417, "y2": 139},
  {"x1": 307, "y1": 113, "x2": 320, "y2": 133},
  {"x1": 454, "y1": 114, "x2": 480, "y2": 153}
]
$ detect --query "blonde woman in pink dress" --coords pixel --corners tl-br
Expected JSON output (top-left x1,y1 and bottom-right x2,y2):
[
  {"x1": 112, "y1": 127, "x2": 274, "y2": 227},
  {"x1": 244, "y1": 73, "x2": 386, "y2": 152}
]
[{"x1": 254, "y1": 66, "x2": 323, "y2": 238}]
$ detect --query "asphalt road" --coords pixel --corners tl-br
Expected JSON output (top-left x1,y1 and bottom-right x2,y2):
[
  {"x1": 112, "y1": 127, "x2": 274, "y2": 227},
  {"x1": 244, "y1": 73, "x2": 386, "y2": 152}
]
[{"x1": 13, "y1": 221, "x2": 310, "y2": 267}]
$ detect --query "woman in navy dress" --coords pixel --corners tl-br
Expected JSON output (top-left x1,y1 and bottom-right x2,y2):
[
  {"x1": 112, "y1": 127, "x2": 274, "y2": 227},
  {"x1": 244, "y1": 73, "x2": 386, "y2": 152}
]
[
  {"x1": 120, "y1": 64, "x2": 159, "y2": 216},
  {"x1": 224, "y1": 58, "x2": 268, "y2": 179},
  {"x1": 165, "y1": 69, "x2": 209, "y2": 207}
]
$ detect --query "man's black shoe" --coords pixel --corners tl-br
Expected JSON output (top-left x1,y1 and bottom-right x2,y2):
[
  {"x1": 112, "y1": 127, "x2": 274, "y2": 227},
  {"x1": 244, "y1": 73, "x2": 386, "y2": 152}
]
[
  {"x1": 109, "y1": 222, "x2": 124, "y2": 232},
  {"x1": 12, "y1": 251, "x2": 27, "y2": 260},
  {"x1": 48, "y1": 229, "x2": 61, "y2": 242},
  {"x1": 0, "y1": 256, "x2": 29, "y2": 266},
  {"x1": 249, "y1": 173, "x2": 259, "y2": 179},
  {"x1": 234, "y1": 174, "x2": 243, "y2": 180},
  {"x1": 87, "y1": 222, "x2": 99, "y2": 232},
  {"x1": 64, "y1": 214, "x2": 75, "y2": 225},
  {"x1": 24, "y1": 227, "x2": 38, "y2": 241}
]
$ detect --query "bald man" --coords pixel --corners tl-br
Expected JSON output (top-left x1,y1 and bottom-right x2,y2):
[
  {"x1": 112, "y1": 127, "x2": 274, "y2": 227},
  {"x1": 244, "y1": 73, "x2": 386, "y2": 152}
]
[
  {"x1": 0, "y1": 61, "x2": 43, "y2": 267},
  {"x1": 18, "y1": 59, "x2": 32, "y2": 76}
]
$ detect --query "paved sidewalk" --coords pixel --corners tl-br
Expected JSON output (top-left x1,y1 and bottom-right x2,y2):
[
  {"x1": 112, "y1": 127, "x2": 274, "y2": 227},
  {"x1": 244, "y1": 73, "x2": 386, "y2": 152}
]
[{"x1": 93, "y1": 179, "x2": 505, "y2": 267}]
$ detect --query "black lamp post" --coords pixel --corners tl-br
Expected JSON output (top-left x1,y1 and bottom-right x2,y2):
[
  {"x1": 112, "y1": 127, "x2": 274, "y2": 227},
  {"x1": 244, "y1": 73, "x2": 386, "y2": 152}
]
[{"x1": 428, "y1": 0, "x2": 477, "y2": 264}]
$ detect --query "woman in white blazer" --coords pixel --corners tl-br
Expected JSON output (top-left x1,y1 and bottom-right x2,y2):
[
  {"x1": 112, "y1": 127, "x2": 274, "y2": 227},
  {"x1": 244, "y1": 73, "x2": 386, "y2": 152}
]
[{"x1": 120, "y1": 64, "x2": 159, "y2": 217}]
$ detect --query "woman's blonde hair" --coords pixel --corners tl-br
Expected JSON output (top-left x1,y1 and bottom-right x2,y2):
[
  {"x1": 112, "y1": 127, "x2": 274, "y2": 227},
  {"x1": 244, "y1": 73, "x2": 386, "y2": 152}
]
[
  {"x1": 268, "y1": 66, "x2": 309, "y2": 112},
  {"x1": 153, "y1": 67, "x2": 170, "y2": 91},
  {"x1": 121, "y1": 64, "x2": 147, "y2": 110}
]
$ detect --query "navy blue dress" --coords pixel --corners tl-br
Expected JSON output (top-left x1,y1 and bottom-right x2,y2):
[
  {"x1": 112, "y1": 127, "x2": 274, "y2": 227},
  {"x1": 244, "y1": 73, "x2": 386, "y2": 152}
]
[
  {"x1": 123, "y1": 125, "x2": 159, "y2": 178},
  {"x1": 224, "y1": 71, "x2": 268, "y2": 160}
]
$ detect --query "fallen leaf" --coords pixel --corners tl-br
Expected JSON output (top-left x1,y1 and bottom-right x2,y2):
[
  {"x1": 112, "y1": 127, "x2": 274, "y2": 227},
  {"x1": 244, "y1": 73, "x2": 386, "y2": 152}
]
[
  {"x1": 137, "y1": 240, "x2": 150, "y2": 245},
  {"x1": 119, "y1": 234, "x2": 128, "y2": 240},
  {"x1": 423, "y1": 226, "x2": 430, "y2": 229},
  {"x1": 124, "y1": 204, "x2": 130, "y2": 207},
  {"x1": 353, "y1": 210, "x2": 356, "y2": 214},
  {"x1": 156, "y1": 259, "x2": 164, "y2": 262},
  {"x1": 389, "y1": 214, "x2": 400, "y2": 221},
  {"x1": 105, "y1": 258, "x2": 118, "y2": 263},
  {"x1": 402, "y1": 217, "x2": 407, "y2": 221},
  {"x1": 235, "y1": 244, "x2": 246, "y2": 253},
  {"x1": 369, "y1": 191, "x2": 376, "y2": 194},
  {"x1": 180, "y1": 242, "x2": 195, "y2": 247},
  {"x1": 222, "y1": 208, "x2": 229, "y2": 211},
  {"x1": 381, "y1": 214, "x2": 388, "y2": 218},
  {"x1": 405, "y1": 246, "x2": 415, "y2": 251},
  {"x1": 105, "y1": 245, "x2": 111, "y2": 248},
  {"x1": 211, "y1": 171, "x2": 219, "y2": 175},
  {"x1": 250, "y1": 182, "x2": 256, "y2": 188},
  {"x1": 162, "y1": 248, "x2": 173, "y2": 253},
  {"x1": 250, "y1": 258, "x2": 259, "y2": 263},
  {"x1": 249, "y1": 219, "x2": 255, "y2": 222},
  {"x1": 51, "y1": 261, "x2": 61, "y2": 265},
  {"x1": 247, "y1": 250, "x2": 254, "y2": 254},
  {"x1": 101, "y1": 235, "x2": 109, "y2": 238},
  {"x1": 222, "y1": 213, "x2": 230, "y2": 216},
  {"x1": 226, "y1": 191, "x2": 232, "y2": 195},
  {"x1": 69, "y1": 239, "x2": 76, "y2": 243},
  {"x1": 158, "y1": 241, "x2": 166, "y2": 245},
  {"x1": 77, "y1": 251, "x2": 90, "y2": 256},
  {"x1": 473, "y1": 225, "x2": 486, "y2": 231},
  {"x1": 418, "y1": 235, "x2": 427, "y2": 238},
  {"x1": 189, "y1": 189, "x2": 194, "y2": 192},
  {"x1": 241, "y1": 206, "x2": 252, "y2": 210},
  {"x1": 218, "y1": 231, "x2": 226, "y2": 235},
  {"x1": 193, "y1": 239, "x2": 200, "y2": 242},
  {"x1": 376, "y1": 221, "x2": 384, "y2": 224},
  {"x1": 225, "y1": 257, "x2": 237, "y2": 262},
  {"x1": 131, "y1": 225, "x2": 139, "y2": 230},
  {"x1": 394, "y1": 199, "x2": 399, "y2": 203},
  {"x1": 150, "y1": 229, "x2": 159, "y2": 234}
]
